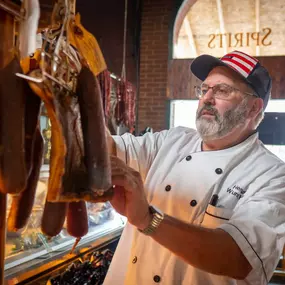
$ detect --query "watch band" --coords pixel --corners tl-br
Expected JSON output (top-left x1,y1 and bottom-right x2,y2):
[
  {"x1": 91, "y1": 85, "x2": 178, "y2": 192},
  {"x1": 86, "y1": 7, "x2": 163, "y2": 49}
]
[{"x1": 138, "y1": 205, "x2": 164, "y2": 235}]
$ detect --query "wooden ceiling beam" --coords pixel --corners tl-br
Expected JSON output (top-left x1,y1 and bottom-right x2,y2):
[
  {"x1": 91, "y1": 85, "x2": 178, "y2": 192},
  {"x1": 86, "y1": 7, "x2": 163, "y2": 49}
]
[
  {"x1": 255, "y1": 0, "x2": 260, "y2": 56},
  {"x1": 183, "y1": 16, "x2": 198, "y2": 57},
  {"x1": 216, "y1": 0, "x2": 227, "y2": 54},
  {"x1": 0, "y1": 0, "x2": 22, "y2": 19}
]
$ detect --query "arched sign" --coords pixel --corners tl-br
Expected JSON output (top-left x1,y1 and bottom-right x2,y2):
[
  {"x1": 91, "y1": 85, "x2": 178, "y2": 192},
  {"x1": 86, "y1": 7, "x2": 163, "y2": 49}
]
[{"x1": 173, "y1": 0, "x2": 285, "y2": 58}]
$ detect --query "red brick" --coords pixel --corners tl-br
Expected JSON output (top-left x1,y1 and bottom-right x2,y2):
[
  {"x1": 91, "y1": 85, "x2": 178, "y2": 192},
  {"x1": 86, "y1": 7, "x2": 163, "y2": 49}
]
[{"x1": 138, "y1": 0, "x2": 174, "y2": 132}]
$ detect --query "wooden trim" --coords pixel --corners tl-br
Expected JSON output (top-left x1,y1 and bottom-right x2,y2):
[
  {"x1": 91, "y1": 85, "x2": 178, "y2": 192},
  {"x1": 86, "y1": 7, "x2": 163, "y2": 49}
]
[
  {"x1": 0, "y1": 9, "x2": 15, "y2": 69},
  {"x1": 0, "y1": 0, "x2": 21, "y2": 19}
]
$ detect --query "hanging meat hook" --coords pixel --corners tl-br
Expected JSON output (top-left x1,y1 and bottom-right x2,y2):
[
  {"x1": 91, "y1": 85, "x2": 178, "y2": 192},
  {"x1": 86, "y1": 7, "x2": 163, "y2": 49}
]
[{"x1": 16, "y1": 0, "x2": 81, "y2": 96}]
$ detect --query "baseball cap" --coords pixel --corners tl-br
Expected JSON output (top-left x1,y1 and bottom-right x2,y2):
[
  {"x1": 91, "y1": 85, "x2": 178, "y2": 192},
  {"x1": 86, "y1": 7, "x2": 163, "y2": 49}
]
[{"x1": 190, "y1": 50, "x2": 272, "y2": 109}]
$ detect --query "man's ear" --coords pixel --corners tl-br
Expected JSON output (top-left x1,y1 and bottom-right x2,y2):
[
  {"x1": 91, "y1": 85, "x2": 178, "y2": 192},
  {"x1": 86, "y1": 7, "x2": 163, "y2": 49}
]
[{"x1": 249, "y1": 98, "x2": 263, "y2": 118}]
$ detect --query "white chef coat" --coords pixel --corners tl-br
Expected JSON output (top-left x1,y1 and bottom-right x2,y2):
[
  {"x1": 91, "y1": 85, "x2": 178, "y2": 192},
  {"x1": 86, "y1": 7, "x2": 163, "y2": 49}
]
[{"x1": 103, "y1": 126, "x2": 285, "y2": 285}]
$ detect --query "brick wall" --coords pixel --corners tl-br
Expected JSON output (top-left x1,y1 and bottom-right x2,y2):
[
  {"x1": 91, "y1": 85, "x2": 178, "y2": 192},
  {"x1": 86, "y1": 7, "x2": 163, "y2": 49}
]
[{"x1": 138, "y1": 0, "x2": 175, "y2": 132}]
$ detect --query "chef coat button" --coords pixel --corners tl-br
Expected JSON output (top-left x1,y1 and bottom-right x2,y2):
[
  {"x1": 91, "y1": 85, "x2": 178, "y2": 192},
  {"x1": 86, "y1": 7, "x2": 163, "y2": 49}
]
[
  {"x1": 190, "y1": 200, "x2": 197, "y2": 207},
  {"x1": 186, "y1": 155, "x2": 192, "y2": 161},
  {"x1": 153, "y1": 275, "x2": 161, "y2": 283},
  {"x1": 165, "y1": 185, "x2": 171, "y2": 192},
  {"x1": 215, "y1": 168, "x2": 223, "y2": 174},
  {"x1": 132, "y1": 256, "x2": 137, "y2": 264}
]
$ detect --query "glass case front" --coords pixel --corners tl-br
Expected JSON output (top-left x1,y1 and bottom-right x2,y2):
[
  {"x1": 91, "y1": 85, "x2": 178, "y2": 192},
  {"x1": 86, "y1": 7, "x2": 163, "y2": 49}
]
[{"x1": 4, "y1": 113, "x2": 126, "y2": 282}]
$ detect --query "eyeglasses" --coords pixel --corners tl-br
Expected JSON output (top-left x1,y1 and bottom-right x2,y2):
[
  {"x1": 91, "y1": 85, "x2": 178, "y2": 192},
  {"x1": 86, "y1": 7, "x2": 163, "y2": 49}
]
[{"x1": 194, "y1": 83, "x2": 258, "y2": 100}]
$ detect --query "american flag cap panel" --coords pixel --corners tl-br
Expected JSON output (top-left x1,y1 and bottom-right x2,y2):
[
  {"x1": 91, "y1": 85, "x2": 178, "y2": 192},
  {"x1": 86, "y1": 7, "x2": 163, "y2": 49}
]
[{"x1": 221, "y1": 50, "x2": 259, "y2": 78}]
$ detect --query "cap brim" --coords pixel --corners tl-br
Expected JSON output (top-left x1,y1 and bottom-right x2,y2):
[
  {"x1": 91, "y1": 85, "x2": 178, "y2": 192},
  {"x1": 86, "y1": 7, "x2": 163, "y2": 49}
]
[{"x1": 190, "y1": 54, "x2": 229, "y2": 81}]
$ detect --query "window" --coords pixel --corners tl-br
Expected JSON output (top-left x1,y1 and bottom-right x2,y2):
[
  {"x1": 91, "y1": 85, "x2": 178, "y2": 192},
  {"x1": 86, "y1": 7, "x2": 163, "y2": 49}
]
[{"x1": 174, "y1": 0, "x2": 285, "y2": 58}]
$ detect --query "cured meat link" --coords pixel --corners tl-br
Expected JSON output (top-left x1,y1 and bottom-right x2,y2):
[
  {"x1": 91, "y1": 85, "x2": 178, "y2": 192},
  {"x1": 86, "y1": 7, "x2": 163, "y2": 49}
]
[
  {"x1": 77, "y1": 67, "x2": 112, "y2": 193},
  {"x1": 56, "y1": 96, "x2": 86, "y2": 201},
  {"x1": 55, "y1": 95, "x2": 113, "y2": 203},
  {"x1": 67, "y1": 201, "x2": 88, "y2": 238},
  {"x1": 7, "y1": 128, "x2": 44, "y2": 231},
  {"x1": 41, "y1": 201, "x2": 67, "y2": 237},
  {"x1": 24, "y1": 84, "x2": 42, "y2": 177},
  {"x1": 67, "y1": 201, "x2": 88, "y2": 254},
  {"x1": 0, "y1": 58, "x2": 27, "y2": 194}
]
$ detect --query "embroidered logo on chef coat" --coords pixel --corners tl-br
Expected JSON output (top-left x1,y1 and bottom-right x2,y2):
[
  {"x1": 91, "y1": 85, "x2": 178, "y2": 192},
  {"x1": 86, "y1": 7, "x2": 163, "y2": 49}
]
[{"x1": 226, "y1": 185, "x2": 246, "y2": 200}]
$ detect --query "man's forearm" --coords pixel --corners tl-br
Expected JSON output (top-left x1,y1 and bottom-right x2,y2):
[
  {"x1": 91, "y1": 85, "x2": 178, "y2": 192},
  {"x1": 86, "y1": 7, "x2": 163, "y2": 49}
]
[{"x1": 150, "y1": 214, "x2": 251, "y2": 279}]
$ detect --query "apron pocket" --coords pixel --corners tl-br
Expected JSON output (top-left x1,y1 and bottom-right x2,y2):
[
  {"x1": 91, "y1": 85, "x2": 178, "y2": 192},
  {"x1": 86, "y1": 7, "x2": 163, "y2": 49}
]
[{"x1": 201, "y1": 204, "x2": 233, "y2": 229}]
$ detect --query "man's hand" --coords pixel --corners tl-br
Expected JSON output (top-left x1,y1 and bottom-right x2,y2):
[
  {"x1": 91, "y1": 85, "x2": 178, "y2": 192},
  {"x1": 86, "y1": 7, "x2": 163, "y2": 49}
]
[{"x1": 110, "y1": 155, "x2": 151, "y2": 230}]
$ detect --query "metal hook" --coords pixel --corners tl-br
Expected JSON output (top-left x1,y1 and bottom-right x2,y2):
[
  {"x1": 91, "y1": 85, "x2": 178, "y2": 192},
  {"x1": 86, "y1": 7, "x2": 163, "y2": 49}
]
[
  {"x1": 16, "y1": 0, "x2": 81, "y2": 95},
  {"x1": 15, "y1": 72, "x2": 44, "y2": 83}
]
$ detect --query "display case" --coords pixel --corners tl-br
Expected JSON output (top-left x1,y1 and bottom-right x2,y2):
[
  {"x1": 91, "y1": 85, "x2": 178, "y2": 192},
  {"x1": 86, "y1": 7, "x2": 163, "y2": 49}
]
[{"x1": 3, "y1": 114, "x2": 126, "y2": 285}]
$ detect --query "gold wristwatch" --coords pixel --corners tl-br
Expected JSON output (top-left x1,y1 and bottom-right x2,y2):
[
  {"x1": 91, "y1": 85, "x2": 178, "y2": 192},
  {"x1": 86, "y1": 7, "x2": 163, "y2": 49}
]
[{"x1": 138, "y1": 206, "x2": 164, "y2": 235}]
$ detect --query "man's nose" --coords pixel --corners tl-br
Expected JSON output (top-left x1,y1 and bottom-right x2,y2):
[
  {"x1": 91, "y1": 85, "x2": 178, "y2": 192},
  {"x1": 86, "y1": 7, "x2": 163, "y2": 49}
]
[{"x1": 201, "y1": 88, "x2": 215, "y2": 104}]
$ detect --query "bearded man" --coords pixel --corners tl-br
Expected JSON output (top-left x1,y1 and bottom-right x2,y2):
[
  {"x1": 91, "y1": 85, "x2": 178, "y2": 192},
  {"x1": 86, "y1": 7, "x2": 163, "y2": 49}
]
[{"x1": 103, "y1": 50, "x2": 285, "y2": 285}]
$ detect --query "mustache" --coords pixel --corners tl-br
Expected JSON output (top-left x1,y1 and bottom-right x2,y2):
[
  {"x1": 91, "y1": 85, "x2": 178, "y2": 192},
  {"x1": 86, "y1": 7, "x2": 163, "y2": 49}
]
[{"x1": 197, "y1": 104, "x2": 218, "y2": 119}]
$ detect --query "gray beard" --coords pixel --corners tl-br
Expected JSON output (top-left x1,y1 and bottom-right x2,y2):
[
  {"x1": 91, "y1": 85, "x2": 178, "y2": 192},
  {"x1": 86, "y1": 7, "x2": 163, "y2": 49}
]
[{"x1": 195, "y1": 99, "x2": 248, "y2": 141}]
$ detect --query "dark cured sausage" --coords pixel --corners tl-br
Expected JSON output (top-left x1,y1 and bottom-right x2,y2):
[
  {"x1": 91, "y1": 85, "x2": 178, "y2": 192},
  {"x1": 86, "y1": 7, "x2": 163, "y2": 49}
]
[
  {"x1": 67, "y1": 200, "x2": 88, "y2": 254},
  {"x1": 57, "y1": 100, "x2": 112, "y2": 203},
  {"x1": 41, "y1": 201, "x2": 67, "y2": 237},
  {"x1": 0, "y1": 59, "x2": 27, "y2": 194},
  {"x1": 7, "y1": 129, "x2": 44, "y2": 231},
  {"x1": 77, "y1": 67, "x2": 112, "y2": 194},
  {"x1": 56, "y1": 97, "x2": 88, "y2": 201},
  {"x1": 66, "y1": 201, "x2": 88, "y2": 238},
  {"x1": 24, "y1": 84, "x2": 42, "y2": 177}
]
